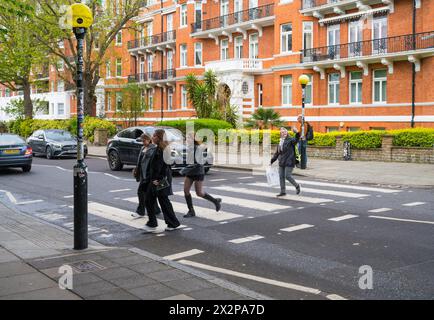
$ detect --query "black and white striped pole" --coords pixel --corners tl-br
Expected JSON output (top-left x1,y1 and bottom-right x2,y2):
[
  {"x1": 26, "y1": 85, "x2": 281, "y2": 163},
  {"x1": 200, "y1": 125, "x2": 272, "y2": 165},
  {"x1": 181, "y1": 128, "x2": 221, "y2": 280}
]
[
  {"x1": 298, "y1": 75, "x2": 310, "y2": 170},
  {"x1": 68, "y1": 3, "x2": 93, "y2": 250}
]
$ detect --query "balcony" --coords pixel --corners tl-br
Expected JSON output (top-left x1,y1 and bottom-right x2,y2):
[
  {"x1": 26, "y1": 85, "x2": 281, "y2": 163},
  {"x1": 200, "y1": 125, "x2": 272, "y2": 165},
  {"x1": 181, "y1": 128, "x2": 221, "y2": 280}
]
[
  {"x1": 128, "y1": 69, "x2": 176, "y2": 85},
  {"x1": 300, "y1": 0, "x2": 392, "y2": 18},
  {"x1": 128, "y1": 30, "x2": 176, "y2": 54},
  {"x1": 191, "y1": 3, "x2": 274, "y2": 41},
  {"x1": 301, "y1": 31, "x2": 434, "y2": 75},
  {"x1": 205, "y1": 59, "x2": 263, "y2": 74}
]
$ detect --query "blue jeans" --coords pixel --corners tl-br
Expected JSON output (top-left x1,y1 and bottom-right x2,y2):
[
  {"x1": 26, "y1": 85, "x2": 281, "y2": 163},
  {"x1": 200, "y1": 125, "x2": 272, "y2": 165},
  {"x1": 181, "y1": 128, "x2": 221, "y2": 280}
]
[
  {"x1": 279, "y1": 166, "x2": 298, "y2": 193},
  {"x1": 299, "y1": 140, "x2": 308, "y2": 169}
]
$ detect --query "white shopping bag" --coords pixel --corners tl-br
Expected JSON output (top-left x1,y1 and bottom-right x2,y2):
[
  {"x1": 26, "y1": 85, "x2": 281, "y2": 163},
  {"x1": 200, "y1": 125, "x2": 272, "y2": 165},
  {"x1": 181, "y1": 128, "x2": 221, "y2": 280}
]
[{"x1": 266, "y1": 167, "x2": 280, "y2": 187}]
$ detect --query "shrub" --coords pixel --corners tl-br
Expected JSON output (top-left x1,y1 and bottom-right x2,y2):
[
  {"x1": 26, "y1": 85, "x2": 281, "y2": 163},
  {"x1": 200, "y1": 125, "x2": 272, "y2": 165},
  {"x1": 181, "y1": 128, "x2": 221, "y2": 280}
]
[
  {"x1": 389, "y1": 128, "x2": 434, "y2": 148},
  {"x1": 0, "y1": 121, "x2": 8, "y2": 133},
  {"x1": 308, "y1": 132, "x2": 338, "y2": 147},
  {"x1": 158, "y1": 118, "x2": 233, "y2": 136},
  {"x1": 341, "y1": 131, "x2": 384, "y2": 149},
  {"x1": 217, "y1": 129, "x2": 281, "y2": 145},
  {"x1": 82, "y1": 117, "x2": 117, "y2": 143}
]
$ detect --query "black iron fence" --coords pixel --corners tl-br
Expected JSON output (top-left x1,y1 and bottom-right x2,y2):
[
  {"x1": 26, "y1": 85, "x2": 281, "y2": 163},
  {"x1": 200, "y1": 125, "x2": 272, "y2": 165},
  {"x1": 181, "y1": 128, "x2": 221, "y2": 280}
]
[
  {"x1": 128, "y1": 69, "x2": 176, "y2": 83},
  {"x1": 128, "y1": 30, "x2": 176, "y2": 50},
  {"x1": 191, "y1": 3, "x2": 274, "y2": 34},
  {"x1": 302, "y1": 31, "x2": 434, "y2": 63}
]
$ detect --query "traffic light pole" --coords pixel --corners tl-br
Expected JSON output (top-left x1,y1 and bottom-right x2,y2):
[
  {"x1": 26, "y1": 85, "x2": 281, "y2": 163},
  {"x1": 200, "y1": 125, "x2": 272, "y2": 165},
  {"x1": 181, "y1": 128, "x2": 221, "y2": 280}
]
[
  {"x1": 73, "y1": 27, "x2": 88, "y2": 250},
  {"x1": 300, "y1": 85, "x2": 307, "y2": 169}
]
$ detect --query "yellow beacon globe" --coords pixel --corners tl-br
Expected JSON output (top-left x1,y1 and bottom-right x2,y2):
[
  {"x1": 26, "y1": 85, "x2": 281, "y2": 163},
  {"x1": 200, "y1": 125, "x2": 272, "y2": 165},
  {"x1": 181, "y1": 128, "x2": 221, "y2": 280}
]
[
  {"x1": 298, "y1": 74, "x2": 310, "y2": 86},
  {"x1": 69, "y1": 3, "x2": 93, "y2": 28}
]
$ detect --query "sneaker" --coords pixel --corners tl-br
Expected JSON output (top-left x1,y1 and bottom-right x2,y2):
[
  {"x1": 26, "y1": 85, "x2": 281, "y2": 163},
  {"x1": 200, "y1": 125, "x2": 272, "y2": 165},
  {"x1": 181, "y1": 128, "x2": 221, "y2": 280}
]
[
  {"x1": 276, "y1": 192, "x2": 286, "y2": 197},
  {"x1": 142, "y1": 225, "x2": 158, "y2": 233},
  {"x1": 131, "y1": 213, "x2": 145, "y2": 218},
  {"x1": 183, "y1": 211, "x2": 195, "y2": 218},
  {"x1": 165, "y1": 225, "x2": 181, "y2": 231},
  {"x1": 296, "y1": 185, "x2": 301, "y2": 195}
]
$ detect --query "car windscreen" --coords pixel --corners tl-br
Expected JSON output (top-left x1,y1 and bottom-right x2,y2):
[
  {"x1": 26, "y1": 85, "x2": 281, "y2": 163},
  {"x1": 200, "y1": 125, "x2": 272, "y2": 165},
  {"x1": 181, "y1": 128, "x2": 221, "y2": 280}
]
[
  {"x1": 45, "y1": 131, "x2": 75, "y2": 141},
  {"x1": 0, "y1": 135, "x2": 25, "y2": 146},
  {"x1": 160, "y1": 128, "x2": 183, "y2": 142}
]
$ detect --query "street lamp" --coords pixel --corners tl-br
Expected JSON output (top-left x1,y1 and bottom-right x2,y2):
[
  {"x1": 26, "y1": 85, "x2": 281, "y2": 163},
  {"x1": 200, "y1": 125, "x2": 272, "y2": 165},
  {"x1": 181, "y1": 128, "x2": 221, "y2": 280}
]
[
  {"x1": 298, "y1": 74, "x2": 310, "y2": 170},
  {"x1": 67, "y1": 3, "x2": 93, "y2": 250}
]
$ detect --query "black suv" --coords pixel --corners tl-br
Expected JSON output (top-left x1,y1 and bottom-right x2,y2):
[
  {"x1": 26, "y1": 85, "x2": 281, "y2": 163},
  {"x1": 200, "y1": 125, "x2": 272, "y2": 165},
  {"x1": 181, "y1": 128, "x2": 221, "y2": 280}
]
[{"x1": 106, "y1": 126, "x2": 213, "y2": 172}]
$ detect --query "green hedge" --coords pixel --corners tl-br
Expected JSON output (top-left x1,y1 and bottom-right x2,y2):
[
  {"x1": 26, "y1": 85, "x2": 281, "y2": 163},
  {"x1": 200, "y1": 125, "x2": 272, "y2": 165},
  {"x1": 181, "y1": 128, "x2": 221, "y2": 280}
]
[
  {"x1": 391, "y1": 128, "x2": 434, "y2": 148},
  {"x1": 7, "y1": 117, "x2": 116, "y2": 143},
  {"x1": 341, "y1": 131, "x2": 384, "y2": 149},
  {"x1": 157, "y1": 119, "x2": 233, "y2": 136}
]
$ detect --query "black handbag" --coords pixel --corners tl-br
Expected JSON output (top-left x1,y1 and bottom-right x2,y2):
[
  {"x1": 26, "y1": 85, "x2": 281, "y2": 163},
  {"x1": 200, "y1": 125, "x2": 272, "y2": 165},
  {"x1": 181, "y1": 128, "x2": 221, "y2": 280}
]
[{"x1": 156, "y1": 176, "x2": 170, "y2": 191}]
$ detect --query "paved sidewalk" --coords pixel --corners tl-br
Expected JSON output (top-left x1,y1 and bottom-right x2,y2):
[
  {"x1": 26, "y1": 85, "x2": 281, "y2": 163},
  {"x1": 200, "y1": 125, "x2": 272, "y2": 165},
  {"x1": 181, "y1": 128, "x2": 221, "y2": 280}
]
[
  {"x1": 0, "y1": 201, "x2": 269, "y2": 300},
  {"x1": 89, "y1": 145, "x2": 434, "y2": 187}
]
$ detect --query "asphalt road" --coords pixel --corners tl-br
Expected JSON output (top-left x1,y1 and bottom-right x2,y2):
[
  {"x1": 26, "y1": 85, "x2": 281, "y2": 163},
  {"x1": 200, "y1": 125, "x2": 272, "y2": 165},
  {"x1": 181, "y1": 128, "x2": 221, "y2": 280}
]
[{"x1": 1, "y1": 155, "x2": 433, "y2": 300}]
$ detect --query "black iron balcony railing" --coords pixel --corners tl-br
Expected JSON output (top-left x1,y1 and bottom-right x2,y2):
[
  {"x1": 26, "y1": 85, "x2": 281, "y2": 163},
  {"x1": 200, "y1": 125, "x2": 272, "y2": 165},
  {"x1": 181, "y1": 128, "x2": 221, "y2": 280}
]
[
  {"x1": 191, "y1": 3, "x2": 274, "y2": 34},
  {"x1": 301, "y1": 0, "x2": 343, "y2": 10},
  {"x1": 128, "y1": 30, "x2": 176, "y2": 50},
  {"x1": 128, "y1": 69, "x2": 176, "y2": 83},
  {"x1": 302, "y1": 31, "x2": 434, "y2": 63}
]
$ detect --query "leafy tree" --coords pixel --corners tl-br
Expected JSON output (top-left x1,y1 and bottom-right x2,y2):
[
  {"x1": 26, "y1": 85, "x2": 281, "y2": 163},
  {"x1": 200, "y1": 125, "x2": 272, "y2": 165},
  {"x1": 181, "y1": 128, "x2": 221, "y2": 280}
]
[
  {"x1": 4, "y1": 98, "x2": 49, "y2": 120},
  {"x1": 115, "y1": 83, "x2": 149, "y2": 128},
  {"x1": 32, "y1": 0, "x2": 145, "y2": 116},
  {"x1": 0, "y1": 0, "x2": 48, "y2": 119},
  {"x1": 246, "y1": 107, "x2": 283, "y2": 129},
  {"x1": 0, "y1": 0, "x2": 33, "y2": 17}
]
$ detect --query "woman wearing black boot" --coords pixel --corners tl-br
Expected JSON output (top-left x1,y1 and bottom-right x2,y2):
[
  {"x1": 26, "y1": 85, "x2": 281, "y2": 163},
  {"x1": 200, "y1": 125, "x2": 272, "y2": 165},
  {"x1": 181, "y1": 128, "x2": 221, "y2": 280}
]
[{"x1": 181, "y1": 132, "x2": 222, "y2": 218}]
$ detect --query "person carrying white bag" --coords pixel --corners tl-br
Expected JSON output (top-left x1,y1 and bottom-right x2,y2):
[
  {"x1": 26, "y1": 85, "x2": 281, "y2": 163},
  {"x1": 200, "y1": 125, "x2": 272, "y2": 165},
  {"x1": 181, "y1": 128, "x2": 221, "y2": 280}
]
[{"x1": 270, "y1": 127, "x2": 301, "y2": 197}]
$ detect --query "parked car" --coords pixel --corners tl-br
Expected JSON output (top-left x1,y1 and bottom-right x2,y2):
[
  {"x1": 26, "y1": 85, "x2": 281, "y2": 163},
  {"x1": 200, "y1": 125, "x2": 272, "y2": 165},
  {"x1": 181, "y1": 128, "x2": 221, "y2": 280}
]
[
  {"x1": 106, "y1": 126, "x2": 213, "y2": 172},
  {"x1": 27, "y1": 129, "x2": 88, "y2": 159},
  {"x1": 0, "y1": 133, "x2": 33, "y2": 172}
]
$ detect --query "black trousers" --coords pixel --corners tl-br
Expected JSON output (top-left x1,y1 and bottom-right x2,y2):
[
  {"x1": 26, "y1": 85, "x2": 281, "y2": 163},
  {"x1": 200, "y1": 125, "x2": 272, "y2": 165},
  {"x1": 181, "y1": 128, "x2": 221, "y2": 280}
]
[
  {"x1": 144, "y1": 183, "x2": 180, "y2": 229},
  {"x1": 137, "y1": 182, "x2": 161, "y2": 216}
]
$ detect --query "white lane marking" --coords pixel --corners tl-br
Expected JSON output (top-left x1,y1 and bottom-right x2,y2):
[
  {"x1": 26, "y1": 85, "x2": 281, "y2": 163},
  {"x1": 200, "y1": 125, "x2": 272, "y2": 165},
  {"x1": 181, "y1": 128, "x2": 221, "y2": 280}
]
[
  {"x1": 16, "y1": 200, "x2": 44, "y2": 205},
  {"x1": 368, "y1": 208, "x2": 392, "y2": 213},
  {"x1": 98, "y1": 234, "x2": 113, "y2": 238},
  {"x1": 87, "y1": 156, "x2": 107, "y2": 160},
  {"x1": 369, "y1": 215, "x2": 434, "y2": 225},
  {"x1": 109, "y1": 189, "x2": 132, "y2": 193},
  {"x1": 248, "y1": 182, "x2": 369, "y2": 198},
  {"x1": 228, "y1": 235, "x2": 264, "y2": 244},
  {"x1": 64, "y1": 195, "x2": 73, "y2": 198},
  {"x1": 402, "y1": 202, "x2": 426, "y2": 207},
  {"x1": 0, "y1": 190, "x2": 17, "y2": 203},
  {"x1": 219, "y1": 221, "x2": 228, "y2": 224},
  {"x1": 36, "y1": 213, "x2": 67, "y2": 221},
  {"x1": 326, "y1": 294, "x2": 347, "y2": 300},
  {"x1": 238, "y1": 177, "x2": 253, "y2": 180},
  {"x1": 280, "y1": 224, "x2": 315, "y2": 233},
  {"x1": 212, "y1": 186, "x2": 333, "y2": 204},
  {"x1": 173, "y1": 191, "x2": 290, "y2": 212},
  {"x1": 209, "y1": 179, "x2": 227, "y2": 182},
  {"x1": 123, "y1": 197, "x2": 242, "y2": 222},
  {"x1": 87, "y1": 202, "x2": 186, "y2": 230},
  {"x1": 328, "y1": 214, "x2": 359, "y2": 222},
  {"x1": 294, "y1": 180, "x2": 402, "y2": 194},
  {"x1": 183, "y1": 228, "x2": 193, "y2": 231},
  {"x1": 163, "y1": 249, "x2": 204, "y2": 261},
  {"x1": 103, "y1": 173, "x2": 135, "y2": 182},
  {"x1": 179, "y1": 260, "x2": 322, "y2": 295}
]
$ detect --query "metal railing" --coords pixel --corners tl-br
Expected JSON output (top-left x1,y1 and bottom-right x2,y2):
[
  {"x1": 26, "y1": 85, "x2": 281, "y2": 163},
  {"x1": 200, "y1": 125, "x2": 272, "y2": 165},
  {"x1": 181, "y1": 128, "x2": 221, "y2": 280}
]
[
  {"x1": 301, "y1": 0, "x2": 343, "y2": 10},
  {"x1": 302, "y1": 31, "x2": 434, "y2": 63},
  {"x1": 128, "y1": 30, "x2": 176, "y2": 50},
  {"x1": 191, "y1": 3, "x2": 274, "y2": 34},
  {"x1": 128, "y1": 69, "x2": 176, "y2": 83}
]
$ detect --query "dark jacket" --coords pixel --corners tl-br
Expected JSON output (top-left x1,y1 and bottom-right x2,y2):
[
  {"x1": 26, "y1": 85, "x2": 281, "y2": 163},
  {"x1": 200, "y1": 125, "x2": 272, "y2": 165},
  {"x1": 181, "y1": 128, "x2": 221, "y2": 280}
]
[
  {"x1": 135, "y1": 144, "x2": 156, "y2": 184},
  {"x1": 147, "y1": 146, "x2": 173, "y2": 196},
  {"x1": 271, "y1": 133, "x2": 300, "y2": 168}
]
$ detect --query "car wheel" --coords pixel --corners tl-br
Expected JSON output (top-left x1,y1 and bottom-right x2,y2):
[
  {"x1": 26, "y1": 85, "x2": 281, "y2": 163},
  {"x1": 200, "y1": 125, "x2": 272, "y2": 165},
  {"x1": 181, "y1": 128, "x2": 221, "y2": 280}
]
[
  {"x1": 22, "y1": 165, "x2": 31, "y2": 172},
  {"x1": 46, "y1": 146, "x2": 54, "y2": 159},
  {"x1": 108, "y1": 150, "x2": 123, "y2": 171}
]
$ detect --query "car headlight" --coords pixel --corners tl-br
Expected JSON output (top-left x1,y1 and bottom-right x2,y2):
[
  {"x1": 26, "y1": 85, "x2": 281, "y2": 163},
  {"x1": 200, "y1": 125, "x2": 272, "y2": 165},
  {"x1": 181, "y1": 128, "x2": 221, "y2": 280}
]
[{"x1": 52, "y1": 144, "x2": 62, "y2": 149}]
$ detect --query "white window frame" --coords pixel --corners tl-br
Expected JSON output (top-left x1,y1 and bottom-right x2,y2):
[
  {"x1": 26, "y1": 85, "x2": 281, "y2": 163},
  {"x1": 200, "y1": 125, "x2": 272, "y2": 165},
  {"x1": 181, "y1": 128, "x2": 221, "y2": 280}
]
[
  {"x1": 180, "y1": 4, "x2": 187, "y2": 27},
  {"x1": 281, "y1": 75, "x2": 292, "y2": 106},
  {"x1": 249, "y1": 33, "x2": 259, "y2": 59},
  {"x1": 167, "y1": 50, "x2": 173, "y2": 70},
  {"x1": 194, "y1": 42, "x2": 202, "y2": 66},
  {"x1": 349, "y1": 71, "x2": 363, "y2": 104},
  {"x1": 116, "y1": 58, "x2": 122, "y2": 77},
  {"x1": 57, "y1": 80, "x2": 64, "y2": 92},
  {"x1": 148, "y1": 89, "x2": 153, "y2": 111},
  {"x1": 115, "y1": 31, "x2": 122, "y2": 46},
  {"x1": 302, "y1": 21, "x2": 313, "y2": 51},
  {"x1": 281, "y1": 23, "x2": 293, "y2": 54},
  {"x1": 106, "y1": 92, "x2": 112, "y2": 111},
  {"x1": 115, "y1": 92, "x2": 122, "y2": 111},
  {"x1": 220, "y1": 39, "x2": 229, "y2": 60},
  {"x1": 181, "y1": 85, "x2": 188, "y2": 109},
  {"x1": 167, "y1": 88, "x2": 173, "y2": 111},
  {"x1": 305, "y1": 74, "x2": 313, "y2": 105},
  {"x1": 373, "y1": 69, "x2": 387, "y2": 103},
  {"x1": 180, "y1": 44, "x2": 187, "y2": 67},
  {"x1": 328, "y1": 73, "x2": 340, "y2": 105},
  {"x1": 57, "y1": 103, "x2": 65, "y2": 116},
  {"x1": 234, "y1": 36, "x2": 243, "y2": 59},
  {"x1": 106, "y1": 61, "x2": 111, "y2": 78},
  {"x1": 257, "y1": 83, "x2": 263, "y2": 108},
  {"x1": 167, "y1": 14, "x2": 174, "y2": 32}
]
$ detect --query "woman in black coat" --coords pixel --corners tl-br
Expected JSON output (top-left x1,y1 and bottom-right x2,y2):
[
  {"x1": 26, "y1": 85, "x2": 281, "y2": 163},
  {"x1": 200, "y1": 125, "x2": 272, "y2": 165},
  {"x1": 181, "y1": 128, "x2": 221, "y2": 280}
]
[
  {"x1": 142, "y1": 129, "x2": 180, "y2": 233},
  {"x1": 181, "y1": 132, "x2": 222, "y2": 218}
]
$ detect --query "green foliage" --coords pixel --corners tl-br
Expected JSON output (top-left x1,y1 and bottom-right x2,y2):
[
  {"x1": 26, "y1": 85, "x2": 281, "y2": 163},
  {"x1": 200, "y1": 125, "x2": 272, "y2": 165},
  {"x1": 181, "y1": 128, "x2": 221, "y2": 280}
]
[
  {"x1": 308, "y1": 132, "x2": 338, "y2": 147},
  {"x1": 245, "y1": 108, "x2": 283, "y2": 129},
  {"x1": 0, "y1": 121, "x2": 8, "y2": 133},
  {"x1": 7, "y1": 117, "x2": 116, "y2": 142},
  {"x1": 220, "y1": 129, "x2": 281, "y2": 145},
  {"x1": 341, "y1": 131, "x2": 384, "y2": 149},
  {"x1": 115, "y1": 83, "x2": 149, "y2": 128},
  {"x1": 158, "y1": 119, "x2": 233, "y2": 136},
  {"x1": 390, "y1": 128, "x2": 434, "y2": 148},
  {"x1": 4, "y1": 98, "x2": 49, "y2": 120}
]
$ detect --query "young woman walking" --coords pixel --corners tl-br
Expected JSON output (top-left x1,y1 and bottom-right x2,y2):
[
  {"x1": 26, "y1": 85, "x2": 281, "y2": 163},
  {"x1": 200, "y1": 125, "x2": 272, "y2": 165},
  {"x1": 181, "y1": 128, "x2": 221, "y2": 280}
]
[
  {"x1": 181, "y1": 132, "x2": 222, "y2": 218},
  {"x1": 142, "y1": 129, "x2": 180, "y2": 233}
]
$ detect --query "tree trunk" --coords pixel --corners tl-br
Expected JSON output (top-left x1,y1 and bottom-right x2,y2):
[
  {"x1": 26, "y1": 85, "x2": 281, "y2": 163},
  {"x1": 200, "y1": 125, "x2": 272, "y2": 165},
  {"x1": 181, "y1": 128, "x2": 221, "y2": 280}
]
[
  {"x1": 83, "y1": 73, "x2": 98, "y2": 116},
  {"x1": 23, "y1": 79, "x2": 33, "y2": 119}
]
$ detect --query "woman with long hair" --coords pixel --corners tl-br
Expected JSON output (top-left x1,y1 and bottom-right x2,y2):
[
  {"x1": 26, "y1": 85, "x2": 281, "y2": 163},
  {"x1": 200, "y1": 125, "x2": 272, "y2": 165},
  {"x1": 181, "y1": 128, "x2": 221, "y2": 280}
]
[
  {"x1": 181, "y1": 132, "x2": 222, "y2": 218},
  {"x1": 142, "y1": 129, "x2": 180, "y2": 233}
]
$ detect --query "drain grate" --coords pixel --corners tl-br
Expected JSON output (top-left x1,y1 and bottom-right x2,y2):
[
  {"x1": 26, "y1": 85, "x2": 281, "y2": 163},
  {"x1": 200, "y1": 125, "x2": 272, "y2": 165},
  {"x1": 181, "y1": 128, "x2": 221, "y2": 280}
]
[{"x1": 70, "y1": 260, "x2": 106, "y2": 273}]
